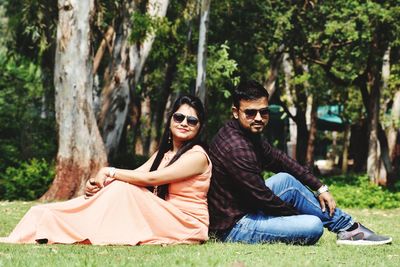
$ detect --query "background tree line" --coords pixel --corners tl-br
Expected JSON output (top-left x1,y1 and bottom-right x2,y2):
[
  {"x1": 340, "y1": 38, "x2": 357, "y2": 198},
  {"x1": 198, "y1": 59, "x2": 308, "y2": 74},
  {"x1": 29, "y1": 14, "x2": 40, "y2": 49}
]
[{"x1": 0, "y1": 0, "x2": 399, "y2": 201}]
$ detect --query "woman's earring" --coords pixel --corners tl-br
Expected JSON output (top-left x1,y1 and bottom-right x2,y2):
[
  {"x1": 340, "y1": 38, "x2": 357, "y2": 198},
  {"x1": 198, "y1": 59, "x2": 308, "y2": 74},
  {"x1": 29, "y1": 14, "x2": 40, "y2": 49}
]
[{"x1": 168, "y1": 130, "x2": 172, "y2": 144}]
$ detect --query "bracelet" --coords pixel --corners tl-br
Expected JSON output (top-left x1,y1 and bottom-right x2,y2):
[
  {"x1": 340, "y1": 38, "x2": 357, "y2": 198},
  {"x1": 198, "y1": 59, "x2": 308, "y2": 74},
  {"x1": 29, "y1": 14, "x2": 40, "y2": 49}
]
[
  {"x1": 315, "y1": 184, "x2": 329, "y2": 197},
  {"x1": 108, "y1": 167, "x2": 116, "y2": 178}
]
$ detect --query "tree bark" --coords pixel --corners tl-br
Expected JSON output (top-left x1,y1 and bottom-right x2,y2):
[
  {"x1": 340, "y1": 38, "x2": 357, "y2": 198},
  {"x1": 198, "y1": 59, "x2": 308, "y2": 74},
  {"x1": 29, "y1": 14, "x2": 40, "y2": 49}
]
[
  {"x1": 93, "y1": 26, "x2": 115, "y2": 76},
  {"x1": 42, "y1": 0, "x2": 107, "y2": 200},
  {"x1": 100, "y1": 0, "x2": 169, "y2": 161},
  {"x1": 388, "y1": 90, "x2": 400, "y2": 160},
  {"x1": 282, "y1": 53, "x2": 297, "y2": 159},
  {"x1": 149, "y1": 59, "x2": 177, "y2": 154},
  {"x1": 195, "y1": 0, "x2": 211, "y2": 104},
  {"x1": 366, "y1": 70, "x2": 381, "y2": 184},
  {"x1": 306, "y1": 96, "x2": 317, "y2": 169},
  {"x1": 264, "y1": 44, "x2": 285, "y2": 99},
  {"x1": 291, "y1": 55, "x2": 309, "y2": 165},
  {"x1": 98, "y1": 3, "x2": 133, "y2": 162},
  {"x1": 341, "y1": 124, "x2": 351, "y2": 173}
]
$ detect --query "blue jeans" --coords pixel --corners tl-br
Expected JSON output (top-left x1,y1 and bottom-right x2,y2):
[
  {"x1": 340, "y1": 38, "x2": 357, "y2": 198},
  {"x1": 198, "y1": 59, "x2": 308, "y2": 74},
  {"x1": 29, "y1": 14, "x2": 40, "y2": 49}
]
[{"x1": 223, "y1": 172, "x2": 353, "y2": 245}]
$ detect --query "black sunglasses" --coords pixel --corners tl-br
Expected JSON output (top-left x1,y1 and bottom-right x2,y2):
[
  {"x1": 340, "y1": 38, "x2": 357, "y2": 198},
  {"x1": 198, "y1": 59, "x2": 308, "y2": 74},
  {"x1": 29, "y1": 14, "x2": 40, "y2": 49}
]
[
  {"x1": 240, "y1": 107, "x2": 270, "y2": 119},
  {"x1": 172, "y1": 113, "x2": 199, "y2": 127}
]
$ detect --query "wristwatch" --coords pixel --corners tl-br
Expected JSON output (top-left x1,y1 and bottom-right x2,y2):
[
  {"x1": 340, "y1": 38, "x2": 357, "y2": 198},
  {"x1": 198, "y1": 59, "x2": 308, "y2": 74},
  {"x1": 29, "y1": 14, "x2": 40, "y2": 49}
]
[{"x1": 315, "y1": 184, "x2": 329, "y2": 197}]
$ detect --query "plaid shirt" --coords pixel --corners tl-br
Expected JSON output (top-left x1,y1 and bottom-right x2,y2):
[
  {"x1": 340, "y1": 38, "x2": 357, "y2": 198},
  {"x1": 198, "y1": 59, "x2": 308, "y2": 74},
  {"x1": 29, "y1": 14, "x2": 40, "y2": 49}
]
[{"x1": 208, "y1": 120, "x2": 323, "y2": 234}]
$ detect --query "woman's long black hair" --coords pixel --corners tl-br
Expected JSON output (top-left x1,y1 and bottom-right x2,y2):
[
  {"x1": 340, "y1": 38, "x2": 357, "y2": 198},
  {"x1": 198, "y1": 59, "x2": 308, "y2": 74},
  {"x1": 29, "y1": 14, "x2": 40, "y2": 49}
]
[{"x1": 149, "y1": 94, "x2": 206, "y2": 199}]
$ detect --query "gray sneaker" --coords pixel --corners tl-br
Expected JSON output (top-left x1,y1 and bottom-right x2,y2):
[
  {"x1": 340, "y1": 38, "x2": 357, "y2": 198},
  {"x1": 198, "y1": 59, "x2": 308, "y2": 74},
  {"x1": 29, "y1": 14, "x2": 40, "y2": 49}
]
[{"x1": 337, "y1": 223, "x2": 392, "y2": 245}]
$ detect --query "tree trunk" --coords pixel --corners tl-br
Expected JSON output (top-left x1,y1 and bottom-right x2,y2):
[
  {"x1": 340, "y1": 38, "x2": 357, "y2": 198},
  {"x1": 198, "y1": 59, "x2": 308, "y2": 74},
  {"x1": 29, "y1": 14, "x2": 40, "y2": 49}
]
[
  {"x1": 149, "y1": 59, "x2": 177, "y2": 154},
  {"x1": 195, "y1": 0, "x2": 211, "y2": 104},
  {"x1": 388, "y1": 90, "x2": 400, "y2": 159},
  {"x1": 98, "y1": 4, "x2": 133, "y2": 162},
  {"x1": 139, "y1": 95, "x2": 152, "y2": 156},
  {"x1": 264, "y1": 44, "x2": 285, "y2": 99},
  {"x1": 282, "y1": 53, "x2": 297, "y2": 159},
  {"x1": 42, "y1": 0, "x2": 107, "y2": 200},
  {"x1": 384, "y1": 47, "x2": 400, "y2": 187},
  {"x1": 341, "y1": 124, "x2": 351, "y2": 173},
  {"x1": 93, "y1": 26, "x2": 115, "y2": 76},
  {"x1": 362, "y1": 30, "x2": 390, "y2": 185},
  {"x1": 100, "y1": 0, "x2": 169, "y2": 161},
  {"x1": 291, "y1": 55, "x2": 309, "y2": 165},
  {"x1": 367, "y1": 68, "x2": 382, "y2": 184},
  {"x1": 295, "y1": 110, "x2": 309, "y2": 166},
  {"x1": 306, "y1": 96, "x2": 317, "y2": 169}
]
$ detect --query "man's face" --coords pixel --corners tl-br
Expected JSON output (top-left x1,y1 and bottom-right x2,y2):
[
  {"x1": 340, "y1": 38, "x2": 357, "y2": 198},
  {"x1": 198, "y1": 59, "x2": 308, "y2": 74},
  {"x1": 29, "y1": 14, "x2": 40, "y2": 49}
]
[{"x1": 232, "y1": 97, "x2": 270, "y2": 134}]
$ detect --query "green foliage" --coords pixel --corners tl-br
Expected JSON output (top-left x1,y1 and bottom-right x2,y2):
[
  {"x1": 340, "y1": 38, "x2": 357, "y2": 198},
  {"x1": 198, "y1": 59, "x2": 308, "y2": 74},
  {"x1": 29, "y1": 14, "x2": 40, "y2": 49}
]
[
  {"x1": 0, "y1": 158, "x2": 54, "y2": 200},
  {"x1": 4, "y1": 0, "x2": 57, "y2": 61},
  {"x1": 321, "y1": 174, "x2": 400, "y2": 209},
  {"x1": 262, "y1": 172, "x2": 400, "y2": 209},
  {"x1": 130, "y1": 11, "x2": 169, "y2": 44},
  {"x1": 0, "y1": 50, "x2": 57, "y2": 172}
]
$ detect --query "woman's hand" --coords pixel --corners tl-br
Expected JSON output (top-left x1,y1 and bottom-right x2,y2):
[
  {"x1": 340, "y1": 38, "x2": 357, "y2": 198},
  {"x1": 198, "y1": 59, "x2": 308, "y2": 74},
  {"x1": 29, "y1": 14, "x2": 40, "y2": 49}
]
[
  {"x1": 84, "y1": 178, "x2": 101, "y2": 198},
  {"x1": 93, "y1": 167, "x2": 109, "y2": 188}
]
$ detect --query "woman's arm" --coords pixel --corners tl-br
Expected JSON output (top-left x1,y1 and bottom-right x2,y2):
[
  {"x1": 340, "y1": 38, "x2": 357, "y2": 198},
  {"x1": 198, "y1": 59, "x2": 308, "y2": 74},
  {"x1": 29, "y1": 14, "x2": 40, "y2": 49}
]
[
  {"x1": 86, "y1": 152, "x2": 157, "y2": 195},
  {"x1": 133, "y1": 152, "x2": 158, "y2": 172},
  {"x1": 100, "y1": 151, "x2": 209, "y2": 187}
]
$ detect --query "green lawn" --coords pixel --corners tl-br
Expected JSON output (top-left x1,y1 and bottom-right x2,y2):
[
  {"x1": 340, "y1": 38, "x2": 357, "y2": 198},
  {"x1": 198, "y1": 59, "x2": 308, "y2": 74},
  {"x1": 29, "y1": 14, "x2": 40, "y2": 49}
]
[{"x1": 0, "y1": 201, "x2": 399, "y2": 267}]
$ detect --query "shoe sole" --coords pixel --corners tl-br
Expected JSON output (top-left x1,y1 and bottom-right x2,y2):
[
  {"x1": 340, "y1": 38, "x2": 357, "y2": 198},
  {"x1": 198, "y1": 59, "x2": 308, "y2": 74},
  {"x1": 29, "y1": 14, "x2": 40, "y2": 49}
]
[{"x1": 337, "y1": 237, "x2": 392, "y2": 245}]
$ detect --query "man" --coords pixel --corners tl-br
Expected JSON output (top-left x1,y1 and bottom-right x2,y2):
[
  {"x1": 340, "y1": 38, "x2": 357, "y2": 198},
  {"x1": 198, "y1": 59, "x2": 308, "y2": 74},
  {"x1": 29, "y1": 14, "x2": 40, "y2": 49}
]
[{"x1": 207, "y1": 79, "x2": 392, "y2": 245}]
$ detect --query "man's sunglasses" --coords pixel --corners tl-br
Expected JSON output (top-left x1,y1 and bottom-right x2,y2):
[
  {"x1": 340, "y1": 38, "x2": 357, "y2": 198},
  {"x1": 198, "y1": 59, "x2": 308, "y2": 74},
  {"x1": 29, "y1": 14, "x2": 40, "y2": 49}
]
[
  {"x1": 172, "y1": 113, "x2": 200, "y2": 127},
  {"x1": 240, "y1": 107, "x2": 270, "y2": 119}
]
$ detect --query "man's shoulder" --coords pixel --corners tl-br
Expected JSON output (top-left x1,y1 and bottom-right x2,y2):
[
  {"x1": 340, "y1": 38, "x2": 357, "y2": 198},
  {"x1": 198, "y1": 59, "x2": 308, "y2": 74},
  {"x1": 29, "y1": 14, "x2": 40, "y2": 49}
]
[{"x1": 210, "y1": 120, "x2": 251, "y2": 153}]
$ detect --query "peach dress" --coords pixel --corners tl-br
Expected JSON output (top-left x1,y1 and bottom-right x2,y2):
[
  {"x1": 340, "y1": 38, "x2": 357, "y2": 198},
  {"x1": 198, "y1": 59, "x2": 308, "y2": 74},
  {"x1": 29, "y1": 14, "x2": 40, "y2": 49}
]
[{"x1": 0, "y1": 145, "x2": 211, "y2": 245}]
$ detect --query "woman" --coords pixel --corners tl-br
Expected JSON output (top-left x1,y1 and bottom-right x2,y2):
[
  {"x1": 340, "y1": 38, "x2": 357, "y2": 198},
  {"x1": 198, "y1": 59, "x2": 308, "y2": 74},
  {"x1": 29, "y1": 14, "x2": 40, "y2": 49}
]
[{"x1": 0, "y1": 95, "x2": 211, "y2": 245}]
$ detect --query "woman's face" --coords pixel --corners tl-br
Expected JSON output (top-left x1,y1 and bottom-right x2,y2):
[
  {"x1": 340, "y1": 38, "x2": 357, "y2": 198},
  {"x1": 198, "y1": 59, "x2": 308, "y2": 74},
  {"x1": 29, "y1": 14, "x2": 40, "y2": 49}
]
[{"x1": 170, "y1": 104, "x2": 201, "y2": 145}]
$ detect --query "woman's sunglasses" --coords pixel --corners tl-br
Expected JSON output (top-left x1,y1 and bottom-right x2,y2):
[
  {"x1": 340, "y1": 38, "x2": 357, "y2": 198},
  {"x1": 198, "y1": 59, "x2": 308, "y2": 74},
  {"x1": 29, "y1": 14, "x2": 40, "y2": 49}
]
[
  {"x1": 240, "y1": 107, "x2": 270, "y2": 120},
  {"x1": 172, "y1": 113, "x2": 199, "y2": 127}
]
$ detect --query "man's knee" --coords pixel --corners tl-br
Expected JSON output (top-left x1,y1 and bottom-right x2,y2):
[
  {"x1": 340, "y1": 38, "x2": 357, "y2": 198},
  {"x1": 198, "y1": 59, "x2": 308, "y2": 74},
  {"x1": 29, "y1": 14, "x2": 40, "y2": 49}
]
[
  {"x1": 302, "y1": 216, "x2": 324, "y2": 245},
  {"x1": 266, "y1": 172, "x2": 297, "y2": 187}
]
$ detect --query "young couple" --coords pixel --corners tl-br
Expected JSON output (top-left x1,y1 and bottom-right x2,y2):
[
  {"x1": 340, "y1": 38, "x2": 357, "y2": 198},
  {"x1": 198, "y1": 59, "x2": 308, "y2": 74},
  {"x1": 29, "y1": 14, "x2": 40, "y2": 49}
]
[{"x1": 1, "y1": 80, "x2": 392, "y2": 246}]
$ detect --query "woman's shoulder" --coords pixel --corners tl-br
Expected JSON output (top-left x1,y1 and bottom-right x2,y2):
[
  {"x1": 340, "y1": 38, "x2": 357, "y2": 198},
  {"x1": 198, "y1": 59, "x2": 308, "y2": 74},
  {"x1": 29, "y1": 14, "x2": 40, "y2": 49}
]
[
  {"x1": 188, "y1": 145, "x2": 212, "y2": 176},
  {"x1": 188, "y1": 145, "x2": 211, "y2": 164},
  {"x1": 189, "y1": 144, "x2": 208, "y2": 154}
]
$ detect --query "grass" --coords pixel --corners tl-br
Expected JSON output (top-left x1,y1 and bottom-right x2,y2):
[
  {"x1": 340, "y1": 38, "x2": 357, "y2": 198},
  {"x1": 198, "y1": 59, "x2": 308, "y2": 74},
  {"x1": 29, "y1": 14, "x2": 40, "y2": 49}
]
[{"x1": 0, "y1": 201, "x2": 399, "y2": 266}]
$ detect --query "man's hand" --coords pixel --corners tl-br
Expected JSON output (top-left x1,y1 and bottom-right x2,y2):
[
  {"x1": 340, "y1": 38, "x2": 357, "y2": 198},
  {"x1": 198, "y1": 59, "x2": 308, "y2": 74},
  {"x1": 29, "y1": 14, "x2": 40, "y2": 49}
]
[{"x1": 317, "y1": 191, "x2": 336, "y2": 217}]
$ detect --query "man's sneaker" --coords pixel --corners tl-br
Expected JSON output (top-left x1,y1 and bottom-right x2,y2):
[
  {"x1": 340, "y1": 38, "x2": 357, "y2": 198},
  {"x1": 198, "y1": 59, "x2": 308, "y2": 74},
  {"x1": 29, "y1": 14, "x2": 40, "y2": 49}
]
[{"x1": 337, "y1": 223, "x2": 392, "y2": 245}]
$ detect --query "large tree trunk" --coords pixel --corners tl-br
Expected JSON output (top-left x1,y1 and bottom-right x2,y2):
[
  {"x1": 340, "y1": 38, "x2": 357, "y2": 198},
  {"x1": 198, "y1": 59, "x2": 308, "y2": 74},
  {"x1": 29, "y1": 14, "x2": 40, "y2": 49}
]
[
  {"x1": 42, "y1": 0, "x2": 107, "y2": 200},
  {"x1": 366, "y1": 32, "x2": 391, "y2": 185},
  {"x1": 195, "y1": 0, "x2": 211, "y2": 104},
  {"x1": 100, "y1": 0, "x2": 169, "y2": 162},
  {"x1": 99, "y1": 1, "x2": 135, "y2": 162}
]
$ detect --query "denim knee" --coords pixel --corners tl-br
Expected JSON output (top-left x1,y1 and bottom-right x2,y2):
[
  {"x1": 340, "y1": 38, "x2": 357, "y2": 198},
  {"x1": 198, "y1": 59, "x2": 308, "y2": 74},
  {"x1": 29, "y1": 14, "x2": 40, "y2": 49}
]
[
  {"x1": 268, "y1": 172, "x2": 297, "y2": 185},
  {"x1": 303, "y1": 216, "x2": 324, "y2": 245}
]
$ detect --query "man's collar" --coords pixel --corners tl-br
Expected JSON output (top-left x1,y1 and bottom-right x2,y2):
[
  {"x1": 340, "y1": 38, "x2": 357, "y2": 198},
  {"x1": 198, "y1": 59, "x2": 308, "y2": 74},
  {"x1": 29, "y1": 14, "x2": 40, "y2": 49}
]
[{"x1": 228, "y1": 119, "x2": 262, "y2": 142}]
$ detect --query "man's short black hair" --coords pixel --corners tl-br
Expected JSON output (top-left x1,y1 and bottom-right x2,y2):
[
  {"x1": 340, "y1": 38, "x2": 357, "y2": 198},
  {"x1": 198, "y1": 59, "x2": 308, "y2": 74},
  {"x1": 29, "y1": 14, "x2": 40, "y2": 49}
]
[{"x1": 232, "y1": 79, "x2": 269, "y2": 108}]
